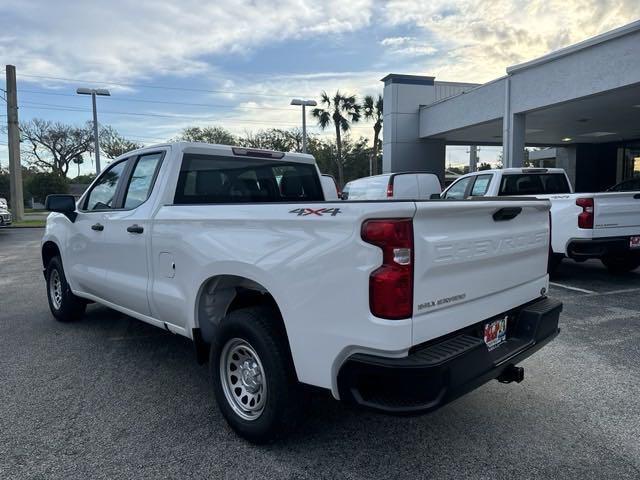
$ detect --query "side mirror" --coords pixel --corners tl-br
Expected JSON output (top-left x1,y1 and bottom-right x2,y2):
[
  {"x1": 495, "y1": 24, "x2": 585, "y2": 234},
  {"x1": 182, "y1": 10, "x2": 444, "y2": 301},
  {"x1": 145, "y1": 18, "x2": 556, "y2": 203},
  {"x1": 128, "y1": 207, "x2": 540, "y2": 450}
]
[
  {"x1": 430, "y1": 193, "x2": 442, "y2": 200},
  {"x1": 45, "y1": 194, "x2": 77, "y2": 222}
]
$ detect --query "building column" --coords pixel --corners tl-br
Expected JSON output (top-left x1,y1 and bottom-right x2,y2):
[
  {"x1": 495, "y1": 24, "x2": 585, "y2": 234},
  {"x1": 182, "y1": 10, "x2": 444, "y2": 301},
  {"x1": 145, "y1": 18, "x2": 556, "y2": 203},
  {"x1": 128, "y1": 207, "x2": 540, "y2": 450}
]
[
  {"x1": 381, "y1": 74, "x2": 446, "y2": 182},
  {"x1": 502, "y1": 75, "x2": 526, "y2": 168},
  {"x1": 555, "y1": 146, "x2": 577, "y2": 187}
]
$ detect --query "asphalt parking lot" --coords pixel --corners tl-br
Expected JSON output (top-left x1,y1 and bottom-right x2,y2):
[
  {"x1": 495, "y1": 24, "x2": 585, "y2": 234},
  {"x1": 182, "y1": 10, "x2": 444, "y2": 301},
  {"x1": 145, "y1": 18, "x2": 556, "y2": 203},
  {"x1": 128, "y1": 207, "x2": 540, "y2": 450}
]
[{"x1": 1, "y1": 228, "x2": 639, "y2": 480}]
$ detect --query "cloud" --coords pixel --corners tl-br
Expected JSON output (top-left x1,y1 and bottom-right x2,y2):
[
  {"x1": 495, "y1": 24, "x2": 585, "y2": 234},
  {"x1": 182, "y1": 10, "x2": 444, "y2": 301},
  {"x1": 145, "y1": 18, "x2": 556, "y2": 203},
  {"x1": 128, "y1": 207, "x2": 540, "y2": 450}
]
[
  {"x1": 382, "y1": 0, "x2": 638, "y2": 82},
  {"x1": 0, "y1": 0, "x2": 374, "y2": 85},
  {"x1": 380, "y1": 36, "x2": 438, "y2": 57},
  {"x1": 380, "y1": 36, "x2": 413, "y2": 47}
]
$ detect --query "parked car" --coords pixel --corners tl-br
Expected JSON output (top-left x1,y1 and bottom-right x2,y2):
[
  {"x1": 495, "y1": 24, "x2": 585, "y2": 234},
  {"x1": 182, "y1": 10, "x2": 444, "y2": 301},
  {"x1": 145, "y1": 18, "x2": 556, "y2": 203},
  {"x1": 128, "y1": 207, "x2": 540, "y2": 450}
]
[
  {"x1": 342, "y1": 172, "x2": 441, "y2": 200},
  {"x1": 0, "y1": 197, "x2": 7, "y2": 209},
  {"x1": 442, "y1": 168, "x2": 640, "y2": 273},
  {"x1": 42, "y1": 142, "x2": 561, "y2": 443},
  {"x1": 320, "y1": 174, "x2": 340, "y2": 200},
  {"x1": 0, "y1": 204, "x2": 12, "y2": 227},
  {"x1": 607, "y1": 177, "x2": 640, "y2": 192}
]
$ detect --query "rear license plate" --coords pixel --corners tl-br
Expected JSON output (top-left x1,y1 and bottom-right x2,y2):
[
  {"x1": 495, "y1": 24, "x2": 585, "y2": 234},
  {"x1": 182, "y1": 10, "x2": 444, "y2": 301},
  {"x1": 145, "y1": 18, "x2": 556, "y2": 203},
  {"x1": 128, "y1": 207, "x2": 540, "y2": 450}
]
[
  {"x1": 484, "y1": 316, "x2": 507, "y2": 350},
  {"x1": 630, "y1": 236, "x2": 640, "y2": 249}
]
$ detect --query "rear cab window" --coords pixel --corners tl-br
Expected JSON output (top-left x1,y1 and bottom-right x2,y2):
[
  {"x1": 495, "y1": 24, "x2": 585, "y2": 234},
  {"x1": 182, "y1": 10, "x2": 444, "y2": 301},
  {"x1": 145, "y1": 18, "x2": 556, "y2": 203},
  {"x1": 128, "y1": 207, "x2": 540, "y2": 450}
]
[
  {"x1": 123, "y1": 153, "x2": 163, "y2": 209},
  {"x1": 174, "y1": 154, "x2": 323, "y2": 204},
  {"x1": 499, "y1": 173, "x2": 570, "y2": 195},
  {"x1": 470, "y1": 174, "x2": 493, "y2": 196}
]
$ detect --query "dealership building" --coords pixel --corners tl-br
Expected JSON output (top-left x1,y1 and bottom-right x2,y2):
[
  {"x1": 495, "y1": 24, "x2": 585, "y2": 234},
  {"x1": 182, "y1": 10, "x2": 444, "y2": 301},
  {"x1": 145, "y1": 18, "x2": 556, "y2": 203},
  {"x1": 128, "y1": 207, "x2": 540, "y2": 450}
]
[{"x1": 382, "y1": 20, "x2": 640, "y2": 192}]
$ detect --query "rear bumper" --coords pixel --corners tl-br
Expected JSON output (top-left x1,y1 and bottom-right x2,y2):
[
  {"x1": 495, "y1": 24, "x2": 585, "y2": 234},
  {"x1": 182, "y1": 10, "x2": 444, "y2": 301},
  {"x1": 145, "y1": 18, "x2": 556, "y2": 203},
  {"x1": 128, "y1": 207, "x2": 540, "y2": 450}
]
[
  {"x1": 567, "y1": 236, "x2": 639, "y2": 259},
  {"x1": 337, "y1": 297, "x2": 562, "y2": 414}
]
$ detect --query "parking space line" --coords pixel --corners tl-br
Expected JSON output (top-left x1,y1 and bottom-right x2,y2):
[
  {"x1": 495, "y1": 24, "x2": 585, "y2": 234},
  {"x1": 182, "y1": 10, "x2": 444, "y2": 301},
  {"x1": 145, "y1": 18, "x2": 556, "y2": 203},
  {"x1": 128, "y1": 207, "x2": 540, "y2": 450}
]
[
  {"x1": 549, "y1": 282, "x2": 596, "y2": 294},
  {"x1": 590, "y1": 287, "x2": 640, "y2": 297}
]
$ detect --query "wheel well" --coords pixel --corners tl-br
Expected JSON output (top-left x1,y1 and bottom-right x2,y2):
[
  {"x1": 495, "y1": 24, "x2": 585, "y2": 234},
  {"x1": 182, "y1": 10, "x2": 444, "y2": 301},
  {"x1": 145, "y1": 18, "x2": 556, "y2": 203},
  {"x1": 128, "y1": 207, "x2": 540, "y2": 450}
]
[
  {"x1": 196, "y1": 275, "x2": 287, "y2": 346},
  {"x1": 42, "y1": 241, "x2": 61, "y2": 269}
]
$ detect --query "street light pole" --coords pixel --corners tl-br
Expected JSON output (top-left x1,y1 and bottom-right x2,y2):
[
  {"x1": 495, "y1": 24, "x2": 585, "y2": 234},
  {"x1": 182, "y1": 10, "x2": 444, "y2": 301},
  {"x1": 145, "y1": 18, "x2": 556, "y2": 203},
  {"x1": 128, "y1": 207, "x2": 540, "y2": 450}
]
[
  {"x1": 76, "y1": 87, "x2": 110, "y2": 174},
  {"x1": 290, "y1": 99, "x2": 317, "y2": 153},
  {"x1": 91, "y1": 92, "x2": 100, "y2": 173}
]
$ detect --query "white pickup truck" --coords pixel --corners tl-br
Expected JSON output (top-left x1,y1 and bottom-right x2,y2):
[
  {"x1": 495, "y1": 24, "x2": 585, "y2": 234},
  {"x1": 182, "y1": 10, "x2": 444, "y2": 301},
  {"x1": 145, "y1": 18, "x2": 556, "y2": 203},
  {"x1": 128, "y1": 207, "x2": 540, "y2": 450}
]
[
  {"x1": 442, "y1": 168, "x2": 640, "y2": 274},
  {"x1": 42, "y1": 142, "x2": 561, "y2": 443}
]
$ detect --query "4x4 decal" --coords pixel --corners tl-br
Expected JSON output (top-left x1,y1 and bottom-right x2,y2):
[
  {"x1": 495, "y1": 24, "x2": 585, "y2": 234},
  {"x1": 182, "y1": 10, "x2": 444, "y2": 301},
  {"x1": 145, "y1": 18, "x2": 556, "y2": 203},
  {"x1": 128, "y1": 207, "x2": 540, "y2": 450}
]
[{"x1": 289, "y1": 207, "x2": 342, "y2": 217}]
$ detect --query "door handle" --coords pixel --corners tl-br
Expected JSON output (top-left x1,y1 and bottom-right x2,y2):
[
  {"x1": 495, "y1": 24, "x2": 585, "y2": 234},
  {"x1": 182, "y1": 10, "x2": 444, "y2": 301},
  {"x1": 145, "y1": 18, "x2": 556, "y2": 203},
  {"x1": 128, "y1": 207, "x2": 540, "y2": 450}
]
[
  {"x1": 127, "y1": 224, "x2": 144, "y2": 234},
  {"x1": 493, "y1": 207, "x2": 522, "y2": 221},
  {"x1": 634, "y1": 194, "x2": 640, "y2": 199},
  {"x1": 91, "y1": 223, "x2": 104, "y2": 231}
]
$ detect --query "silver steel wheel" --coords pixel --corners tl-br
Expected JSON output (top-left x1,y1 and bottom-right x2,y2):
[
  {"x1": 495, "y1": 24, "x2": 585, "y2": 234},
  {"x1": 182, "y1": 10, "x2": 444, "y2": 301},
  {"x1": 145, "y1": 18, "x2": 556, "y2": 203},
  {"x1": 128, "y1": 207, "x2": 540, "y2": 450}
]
[
  {"x1": 220, "y1": 338, "x2": 267, "y2": 421},
  {"x1": 49, "y1": 269, "x2": 63, "y2": 310}
]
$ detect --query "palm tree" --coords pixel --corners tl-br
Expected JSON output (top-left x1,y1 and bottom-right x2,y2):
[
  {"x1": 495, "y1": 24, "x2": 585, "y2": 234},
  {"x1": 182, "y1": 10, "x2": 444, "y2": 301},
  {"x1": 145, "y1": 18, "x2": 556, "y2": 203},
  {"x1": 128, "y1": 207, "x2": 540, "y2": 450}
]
[
  {"x1": 72, "y1": 155, "x2": 84, "y2": 177},
  {"x1": 312, "y1": 91, "x2": 361, "y2": 186},
  {"x1": 362, "y1": 94, "x2": 383, "y2": 176}
]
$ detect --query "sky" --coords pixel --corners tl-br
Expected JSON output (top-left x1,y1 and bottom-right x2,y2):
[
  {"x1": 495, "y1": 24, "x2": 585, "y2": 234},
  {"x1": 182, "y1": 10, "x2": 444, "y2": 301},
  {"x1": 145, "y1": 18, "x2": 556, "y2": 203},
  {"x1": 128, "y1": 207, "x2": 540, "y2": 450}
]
[{"x1": 0, "y1": 0, "x2": 637, "y2": 176}]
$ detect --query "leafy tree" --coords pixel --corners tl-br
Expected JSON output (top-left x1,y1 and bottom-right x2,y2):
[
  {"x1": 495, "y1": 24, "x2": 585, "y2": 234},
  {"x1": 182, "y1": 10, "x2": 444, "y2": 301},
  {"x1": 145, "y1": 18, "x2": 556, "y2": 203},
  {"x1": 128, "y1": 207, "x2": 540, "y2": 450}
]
[
  {"x1": 100, "y1": 126, "x2": 143, "y2": 159},
  {"x1": 178, "y1": 126, "x2": 236, "y2": 145},
  {"x1": 25, "y1": 172, "x2": 69, "y2": 203},
  {"x1": 308, "y1": 135, "x2": 372, "y2": 186},
  {"x1": 21, "y1": 119, "x2": 94, "y2": 176},
  {"x1": 70, "y1": 173, "x2": 96, "y2": 185},
  {"x1": 362, "y1": 94, "x2": 383, "y2": 175},
  {"x1": 478, "y1": 162, "x2": 493, "y2": 171},
  {"x1": 312, "y1": 91, "x2": 361, "y2": 187},
  {"x1": 240, "y1": 128, "x2": 303, "y2": 152}
]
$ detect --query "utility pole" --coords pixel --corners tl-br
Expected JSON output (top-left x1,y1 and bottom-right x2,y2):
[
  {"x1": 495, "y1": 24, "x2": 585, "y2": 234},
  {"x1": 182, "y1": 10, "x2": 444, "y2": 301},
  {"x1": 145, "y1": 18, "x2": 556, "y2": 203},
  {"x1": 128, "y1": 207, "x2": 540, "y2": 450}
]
[
  {"x1": 6, "y1": 65, "x2": 24, "y2": 222},
  {"x1": 469, "y1": 145, "x2": 478, "y2": 172}
]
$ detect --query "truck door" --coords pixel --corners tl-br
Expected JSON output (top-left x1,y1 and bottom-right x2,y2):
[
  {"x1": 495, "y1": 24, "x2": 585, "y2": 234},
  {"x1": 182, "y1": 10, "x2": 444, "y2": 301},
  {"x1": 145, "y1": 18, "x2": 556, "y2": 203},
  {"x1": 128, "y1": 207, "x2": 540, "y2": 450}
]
[
  {"x1": 99, "y1": 152, "x2": 165, "y2": 316},
  {"x1": 67, "y1": 159, "x2": 129, "y2": 297}
]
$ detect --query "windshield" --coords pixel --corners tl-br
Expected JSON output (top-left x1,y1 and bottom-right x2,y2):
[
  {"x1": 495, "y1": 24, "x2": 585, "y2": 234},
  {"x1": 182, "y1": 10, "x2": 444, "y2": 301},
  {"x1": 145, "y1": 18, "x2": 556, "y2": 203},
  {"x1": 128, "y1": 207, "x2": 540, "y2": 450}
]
[{"x1": 499, "y1": 173, "x2": 570, "y2": 195}]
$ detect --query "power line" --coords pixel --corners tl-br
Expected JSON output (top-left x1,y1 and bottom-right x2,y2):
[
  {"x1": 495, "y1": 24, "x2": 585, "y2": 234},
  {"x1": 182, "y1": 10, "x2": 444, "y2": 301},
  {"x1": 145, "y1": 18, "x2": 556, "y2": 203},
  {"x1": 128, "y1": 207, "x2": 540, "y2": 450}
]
[
  {"x1": 17, "y1": 102, "x2": 373, "y2": 129},
  {"x1": 17, "y1": 73, "x2": 303, "y2": 98},
  {"x1": 19, "y1": 103, "x2": 306, "y2": 126},
  {"x1": 18, "y1": 88, "x2": 298, "y2": 111}
]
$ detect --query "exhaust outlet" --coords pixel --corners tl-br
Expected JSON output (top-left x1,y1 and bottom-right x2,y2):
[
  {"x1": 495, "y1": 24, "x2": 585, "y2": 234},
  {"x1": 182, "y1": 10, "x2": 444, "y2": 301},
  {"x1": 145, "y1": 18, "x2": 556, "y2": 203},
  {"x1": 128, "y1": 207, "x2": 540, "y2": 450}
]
[{"x1": 497, "y1": 365, "x2": 524, "y2": 384}]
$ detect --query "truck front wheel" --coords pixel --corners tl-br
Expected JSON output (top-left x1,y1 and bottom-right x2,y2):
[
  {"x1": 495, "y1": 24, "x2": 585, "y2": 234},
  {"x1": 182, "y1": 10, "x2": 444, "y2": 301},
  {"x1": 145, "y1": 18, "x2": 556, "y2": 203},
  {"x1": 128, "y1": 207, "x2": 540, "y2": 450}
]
[
  {"x1": 45, "y1": 256, "x2": 86, "y2": 322},
  {"x1": 601, "y1": 254, "x2": 640, "y2": 274},
  {"x1": 210, "y1": 306, "x2": 304, "y2": 443}
]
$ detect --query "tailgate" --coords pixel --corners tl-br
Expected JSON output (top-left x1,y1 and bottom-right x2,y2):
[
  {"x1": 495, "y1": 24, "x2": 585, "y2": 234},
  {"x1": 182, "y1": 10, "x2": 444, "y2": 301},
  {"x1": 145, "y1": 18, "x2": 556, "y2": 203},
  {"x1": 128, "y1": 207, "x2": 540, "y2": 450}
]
[
  {"x1": 593, "y1": 192, "x2": 640, "y2": 237},
  {"x1": 411, "y1": 199, "x2": 550, "y2": 345}
]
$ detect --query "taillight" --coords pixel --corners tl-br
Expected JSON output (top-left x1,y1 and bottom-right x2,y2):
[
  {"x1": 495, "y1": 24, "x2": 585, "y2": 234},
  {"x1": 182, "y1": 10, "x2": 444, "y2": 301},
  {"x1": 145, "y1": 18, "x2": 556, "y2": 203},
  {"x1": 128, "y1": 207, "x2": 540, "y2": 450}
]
[
  {"x1": 386, "y1": 179, "x2": 394, "y2": 198},
  {"x1": 361, "y1": 219, "x2": 413, "y2": 319},
  {"x1": 576, "y1": 197, "x2": 594, "y2": 229}
]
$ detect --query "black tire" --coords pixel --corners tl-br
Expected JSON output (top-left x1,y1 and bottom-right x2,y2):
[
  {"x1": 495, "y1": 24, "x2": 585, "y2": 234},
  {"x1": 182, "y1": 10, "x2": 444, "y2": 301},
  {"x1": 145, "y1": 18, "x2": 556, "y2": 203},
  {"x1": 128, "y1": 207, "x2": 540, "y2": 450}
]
[
  {"x1": 601, "y1": 255, "x2": 640, "y2": 274},
  {"x1": 45, "y1": 256, "x2": 86, "y2": 322},
  {"x1": 547, "y1": 253, "x2": 563, "y2": 276},
  {"x1": 210, "y1": 306, "x2": 304, "y2": 444}
]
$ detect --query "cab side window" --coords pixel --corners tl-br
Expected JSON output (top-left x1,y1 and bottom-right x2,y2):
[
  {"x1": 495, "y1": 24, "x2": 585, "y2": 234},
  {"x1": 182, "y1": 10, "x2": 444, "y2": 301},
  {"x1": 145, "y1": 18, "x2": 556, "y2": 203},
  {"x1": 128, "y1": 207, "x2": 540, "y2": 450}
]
[
  {"x1": 83, "y1": 160, "x2": 127, "y2": 211},
  {"x1": 123, "y1": 153, "x2": 163, "y2": 209},
  {"x1": 444, "y1": 177, "x2": 472, "y2": 199}
]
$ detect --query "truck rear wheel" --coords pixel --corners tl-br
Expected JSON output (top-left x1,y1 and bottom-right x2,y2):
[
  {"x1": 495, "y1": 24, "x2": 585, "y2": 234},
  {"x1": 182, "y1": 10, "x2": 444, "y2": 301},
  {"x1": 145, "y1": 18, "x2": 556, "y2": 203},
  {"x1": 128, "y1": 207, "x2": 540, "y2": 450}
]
[
  {"x1": 601, "y1": 254, "x2": 640, "y2": 274},
  {"x1": 45, "y1": 256, "x2": 86, "y2": 322},
  {"x1": 210, "y1": 306, "x2": 304, "y2": 443}
]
